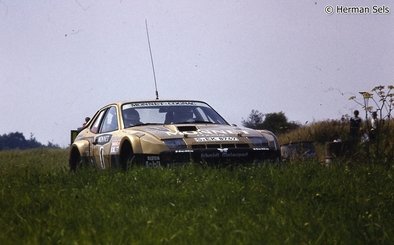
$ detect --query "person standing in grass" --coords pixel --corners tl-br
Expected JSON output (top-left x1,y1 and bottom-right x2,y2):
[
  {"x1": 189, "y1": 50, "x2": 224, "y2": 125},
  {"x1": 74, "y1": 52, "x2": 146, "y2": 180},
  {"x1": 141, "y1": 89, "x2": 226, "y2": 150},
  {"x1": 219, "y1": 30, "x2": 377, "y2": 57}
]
[
  {"x1": 349, "y1": 110, "x2": 362, "y2": 142},
  {"x1": 369, "y1": 111, "x2": 378, "y2": 141}
]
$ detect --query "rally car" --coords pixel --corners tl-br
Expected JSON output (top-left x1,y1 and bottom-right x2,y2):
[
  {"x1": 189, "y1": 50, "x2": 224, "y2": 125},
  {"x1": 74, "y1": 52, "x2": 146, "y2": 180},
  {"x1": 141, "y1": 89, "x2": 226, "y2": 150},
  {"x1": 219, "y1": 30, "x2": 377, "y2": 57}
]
[{"x1": 69, "y1": 100, "x2": 281, "y2": 170}]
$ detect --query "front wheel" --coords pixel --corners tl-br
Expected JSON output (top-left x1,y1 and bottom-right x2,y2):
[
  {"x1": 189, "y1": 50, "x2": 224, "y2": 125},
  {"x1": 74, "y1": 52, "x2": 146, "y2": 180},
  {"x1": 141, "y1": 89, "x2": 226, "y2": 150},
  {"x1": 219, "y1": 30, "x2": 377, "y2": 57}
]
[{"x1": 119, "y1": 142, "x2": 135, "y2": 170}]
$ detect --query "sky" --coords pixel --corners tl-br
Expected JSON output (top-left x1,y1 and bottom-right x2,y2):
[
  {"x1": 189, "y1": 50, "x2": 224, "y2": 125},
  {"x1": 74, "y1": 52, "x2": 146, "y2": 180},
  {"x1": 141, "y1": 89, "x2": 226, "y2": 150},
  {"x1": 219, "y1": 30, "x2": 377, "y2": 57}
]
[{"x1": 1, "y1": 0, "x2": 393, "y2": 146}]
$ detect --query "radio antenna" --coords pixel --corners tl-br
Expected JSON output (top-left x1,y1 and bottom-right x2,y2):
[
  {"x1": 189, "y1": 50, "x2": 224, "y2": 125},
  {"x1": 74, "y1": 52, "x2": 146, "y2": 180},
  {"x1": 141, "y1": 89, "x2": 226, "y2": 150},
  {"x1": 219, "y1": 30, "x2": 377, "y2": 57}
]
[{"x1": 145, "y1": 19, "x2": 159, "y2": 100}]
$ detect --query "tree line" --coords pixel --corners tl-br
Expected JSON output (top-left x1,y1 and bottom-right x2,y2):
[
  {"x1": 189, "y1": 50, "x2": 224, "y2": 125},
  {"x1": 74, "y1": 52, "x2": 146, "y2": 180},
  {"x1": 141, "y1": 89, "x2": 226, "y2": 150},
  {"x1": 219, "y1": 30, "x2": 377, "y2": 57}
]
[
  {"x1": 242, "y1": 110, "x2": 300, "y2": 134},
  {"x1": 0, "y1": 132, "x2": 59, "y2": 150}
]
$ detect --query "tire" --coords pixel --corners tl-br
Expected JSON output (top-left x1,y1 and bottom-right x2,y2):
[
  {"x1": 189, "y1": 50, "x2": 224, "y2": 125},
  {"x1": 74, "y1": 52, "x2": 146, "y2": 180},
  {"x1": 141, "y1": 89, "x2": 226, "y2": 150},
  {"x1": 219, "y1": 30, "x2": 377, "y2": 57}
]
[{"x1": 119, "y1": 141, "x2": 135, "y2": 170}]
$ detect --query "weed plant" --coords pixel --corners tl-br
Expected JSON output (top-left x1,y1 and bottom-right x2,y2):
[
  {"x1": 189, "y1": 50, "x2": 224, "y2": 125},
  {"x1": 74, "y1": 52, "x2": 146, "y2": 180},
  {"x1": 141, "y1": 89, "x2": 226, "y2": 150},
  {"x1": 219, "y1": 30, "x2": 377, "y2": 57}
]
[{"x1": 0, "y1": 150, "x2": 393, "y2": 244}]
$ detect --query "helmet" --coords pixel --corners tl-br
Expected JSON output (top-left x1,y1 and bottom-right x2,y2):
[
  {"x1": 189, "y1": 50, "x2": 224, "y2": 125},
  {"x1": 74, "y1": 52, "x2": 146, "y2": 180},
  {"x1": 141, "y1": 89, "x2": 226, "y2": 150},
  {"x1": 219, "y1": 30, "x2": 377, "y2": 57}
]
[{"x1": 123, "y1": 108, "x2": 140, "y2": 126}]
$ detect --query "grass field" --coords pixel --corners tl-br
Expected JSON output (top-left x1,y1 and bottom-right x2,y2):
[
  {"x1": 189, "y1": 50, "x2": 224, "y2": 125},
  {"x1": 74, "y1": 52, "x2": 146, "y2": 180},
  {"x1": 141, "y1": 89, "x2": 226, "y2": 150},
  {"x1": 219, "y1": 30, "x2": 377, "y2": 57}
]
[{"x1": 0, "y1": 149, "x2": 393, "y2": 244}]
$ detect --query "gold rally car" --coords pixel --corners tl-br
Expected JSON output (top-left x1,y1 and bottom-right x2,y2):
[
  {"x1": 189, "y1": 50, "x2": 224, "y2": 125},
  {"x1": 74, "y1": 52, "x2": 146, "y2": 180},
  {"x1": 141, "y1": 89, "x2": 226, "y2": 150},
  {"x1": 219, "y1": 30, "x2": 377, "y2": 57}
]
[{"x1": 69, "y1": 100, "x2": 281, "y2": 170}]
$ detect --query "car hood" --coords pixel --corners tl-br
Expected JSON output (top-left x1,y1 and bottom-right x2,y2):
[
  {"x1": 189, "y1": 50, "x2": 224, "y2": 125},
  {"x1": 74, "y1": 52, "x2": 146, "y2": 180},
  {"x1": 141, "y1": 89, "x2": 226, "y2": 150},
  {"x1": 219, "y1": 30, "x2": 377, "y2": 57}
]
[{"x1": 124, "y1": 124, "x2": 264, "y2": 141}]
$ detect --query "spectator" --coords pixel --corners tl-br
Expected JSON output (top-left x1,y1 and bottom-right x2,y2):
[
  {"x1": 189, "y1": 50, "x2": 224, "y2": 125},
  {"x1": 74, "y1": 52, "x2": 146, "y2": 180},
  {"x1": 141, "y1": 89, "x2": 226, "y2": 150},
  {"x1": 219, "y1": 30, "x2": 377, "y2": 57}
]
[
  {"x1": 349, "y1": 110, "x2": 361, "y2": 141},
  {"x1": 369, "y1": 111, "x2": 378, "y2": 141},
  {"x1": 83, "y1": 117, "x2": 90, "y2": 127}
]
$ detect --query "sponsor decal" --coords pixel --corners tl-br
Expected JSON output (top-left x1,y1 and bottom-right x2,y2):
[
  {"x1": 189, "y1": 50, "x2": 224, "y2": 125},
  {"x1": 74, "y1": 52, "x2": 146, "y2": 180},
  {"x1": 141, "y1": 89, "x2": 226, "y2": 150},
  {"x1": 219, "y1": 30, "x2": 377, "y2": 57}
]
[
  {"x1": 201, "y1": 151, "x2": 249, "y2": 158},
  {"x1": 195, "y1": 137, "x2": 239, "y2": 142},
  {"x1": 222, "y1": 152, "x2": 249, "y2": 158},
  {"x1": 99, "y1": 147, "x2": 105, "y2": 169},
  {"x1": 124, "y1": 101, "x2": 207, "y2": 108},
  {"x1": 110, "y1": 141, "x2": 120, "y2": 154},
  {"x1": 147, "y1": 156, "x2": 160, "y2": 161},
  {"x1": 95, "y1": 134, "x2": 112, "y2": 145},
  {"x1": 166, "y1": 129, "x2": 250, "y2": 137},
  {"x1": 201, "y1": 153, "x2": 220, "y2": 158},
  {"x1": 253, "y1": 147, "x2": 270, "y2": 151},
  {"x1": 175, "y1": 149, "x2": 194, "y2": 153},
  {"x1": 145, "y1": 155, "x2": 161, "y2": 167}
]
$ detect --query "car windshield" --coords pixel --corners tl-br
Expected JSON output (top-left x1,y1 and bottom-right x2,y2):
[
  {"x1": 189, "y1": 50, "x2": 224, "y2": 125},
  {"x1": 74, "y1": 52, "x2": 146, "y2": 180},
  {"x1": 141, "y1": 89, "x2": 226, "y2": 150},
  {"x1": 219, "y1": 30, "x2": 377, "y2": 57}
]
[{"x1": 121, "y1": 101, "x2": 229, "y2": 128}]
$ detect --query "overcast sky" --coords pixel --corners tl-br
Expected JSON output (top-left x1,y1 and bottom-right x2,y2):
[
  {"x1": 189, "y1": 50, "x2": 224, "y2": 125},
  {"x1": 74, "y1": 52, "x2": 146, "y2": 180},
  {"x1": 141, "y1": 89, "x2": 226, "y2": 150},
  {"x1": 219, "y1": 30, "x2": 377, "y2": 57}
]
[{"x1": 1, "y1": 0, "x2": 393, "y2": 146}]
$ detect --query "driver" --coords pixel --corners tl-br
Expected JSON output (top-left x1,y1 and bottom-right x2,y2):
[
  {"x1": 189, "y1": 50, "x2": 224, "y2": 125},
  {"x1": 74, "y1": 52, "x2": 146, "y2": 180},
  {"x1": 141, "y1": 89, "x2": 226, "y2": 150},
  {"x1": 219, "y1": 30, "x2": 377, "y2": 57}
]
[
  {"x1": 173, "y1": 108, "x2": 194, "y2": 123},
  {"x1": 123, "y1": 108, "x2": 142, "y2": 127}
]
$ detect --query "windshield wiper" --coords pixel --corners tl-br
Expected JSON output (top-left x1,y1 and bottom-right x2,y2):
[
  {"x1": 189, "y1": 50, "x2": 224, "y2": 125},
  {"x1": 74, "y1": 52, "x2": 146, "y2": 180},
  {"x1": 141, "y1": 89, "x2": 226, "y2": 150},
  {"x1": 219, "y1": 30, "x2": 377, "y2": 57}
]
[
  {"x1": 175, "y1": 120, "x2": 214, "y2": 124},
  {"x1": 127, "y1": 123, "x2": 163, "y2": 128}
]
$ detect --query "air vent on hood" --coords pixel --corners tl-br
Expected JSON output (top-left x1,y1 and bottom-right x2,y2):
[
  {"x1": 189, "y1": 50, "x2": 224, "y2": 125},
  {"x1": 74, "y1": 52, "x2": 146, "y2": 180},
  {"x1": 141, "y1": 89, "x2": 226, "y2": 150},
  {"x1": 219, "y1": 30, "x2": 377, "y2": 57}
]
[{"x1": 177, "y1": 126, "x2": 198, "y2": 132}]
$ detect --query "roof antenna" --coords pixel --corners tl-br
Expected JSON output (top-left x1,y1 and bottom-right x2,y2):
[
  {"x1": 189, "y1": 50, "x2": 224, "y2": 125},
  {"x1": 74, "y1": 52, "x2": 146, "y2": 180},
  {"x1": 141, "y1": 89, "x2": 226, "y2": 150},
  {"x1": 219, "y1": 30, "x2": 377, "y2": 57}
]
[{"x1": 145, "y1": 19, "x2": 159, "y2": 100}]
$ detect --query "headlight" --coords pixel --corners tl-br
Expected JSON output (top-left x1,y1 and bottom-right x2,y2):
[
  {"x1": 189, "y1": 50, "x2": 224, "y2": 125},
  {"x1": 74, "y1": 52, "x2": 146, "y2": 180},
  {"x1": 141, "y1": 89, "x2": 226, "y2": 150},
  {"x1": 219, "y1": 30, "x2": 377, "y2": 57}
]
[
  {"x1": 163, "y1": 139, "x2": 187, "y2": 150},
  {"x1": 247, "y1": 137, "x2": 269, "y2": 147},
  {"x1": 259, "y1": 131, "x2": 280, "y2": 150}
]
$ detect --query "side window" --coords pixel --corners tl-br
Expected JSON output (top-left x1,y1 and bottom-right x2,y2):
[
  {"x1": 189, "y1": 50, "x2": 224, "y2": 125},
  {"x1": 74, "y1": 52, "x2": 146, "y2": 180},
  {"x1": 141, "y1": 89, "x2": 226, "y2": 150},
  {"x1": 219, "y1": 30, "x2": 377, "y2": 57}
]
[
  {"x1": 100, "y1": 107, "x2": 119, "y2": 133},
  {"x1": 90, "y1": 110, "x2": 106, "y2": 134}
]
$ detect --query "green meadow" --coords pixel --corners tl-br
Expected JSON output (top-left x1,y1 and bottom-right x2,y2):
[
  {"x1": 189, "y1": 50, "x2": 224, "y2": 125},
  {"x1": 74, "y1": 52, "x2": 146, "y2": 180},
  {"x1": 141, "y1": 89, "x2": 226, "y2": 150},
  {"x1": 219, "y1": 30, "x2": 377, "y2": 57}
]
[{"x1": 0, "y1": 149, "x2": 393, "y2": 244}]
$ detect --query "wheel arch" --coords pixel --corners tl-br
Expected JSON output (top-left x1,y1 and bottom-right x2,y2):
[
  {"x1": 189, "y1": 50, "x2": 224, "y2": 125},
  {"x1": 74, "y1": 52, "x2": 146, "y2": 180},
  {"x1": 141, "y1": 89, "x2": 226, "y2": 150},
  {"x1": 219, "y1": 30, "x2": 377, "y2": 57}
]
[
  {"x1": 118, "y1": 135, "x2": 142, "y2": 169},
  {"x1": 69, "y1": 145, "x2": 81, "y2": 171},
  {"x1": 69, "y1": 140, "x2": 90, "y2": 171},
  {"x1": 119, "y1": 135, "x2": 143, "y2": 154}
]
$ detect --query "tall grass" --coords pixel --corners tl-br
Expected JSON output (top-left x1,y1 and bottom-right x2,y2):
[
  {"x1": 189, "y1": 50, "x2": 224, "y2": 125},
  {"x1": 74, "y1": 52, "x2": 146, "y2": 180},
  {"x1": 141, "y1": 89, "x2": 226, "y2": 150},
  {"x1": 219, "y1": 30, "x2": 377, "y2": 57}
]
[
  {"x1": 278, "y1": 120, "x2": 350, "y2": 145},
  {"x1": 279, "y1": 120, "x2": 394, "y2": 163},
  {"x1": 0, "y1": 148, "x2": 68, "y2": 176},
  {"x1": 0, "y1": 149, "x2": 393, "y2": 244}
]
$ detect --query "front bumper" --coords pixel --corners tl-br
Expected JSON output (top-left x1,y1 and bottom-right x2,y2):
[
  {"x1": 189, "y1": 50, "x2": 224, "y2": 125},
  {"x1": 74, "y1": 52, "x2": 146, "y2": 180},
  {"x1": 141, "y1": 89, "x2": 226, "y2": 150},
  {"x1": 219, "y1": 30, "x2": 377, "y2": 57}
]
[{"x1": 138, "y1": 148, "x2": 281, "y2": 166}]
